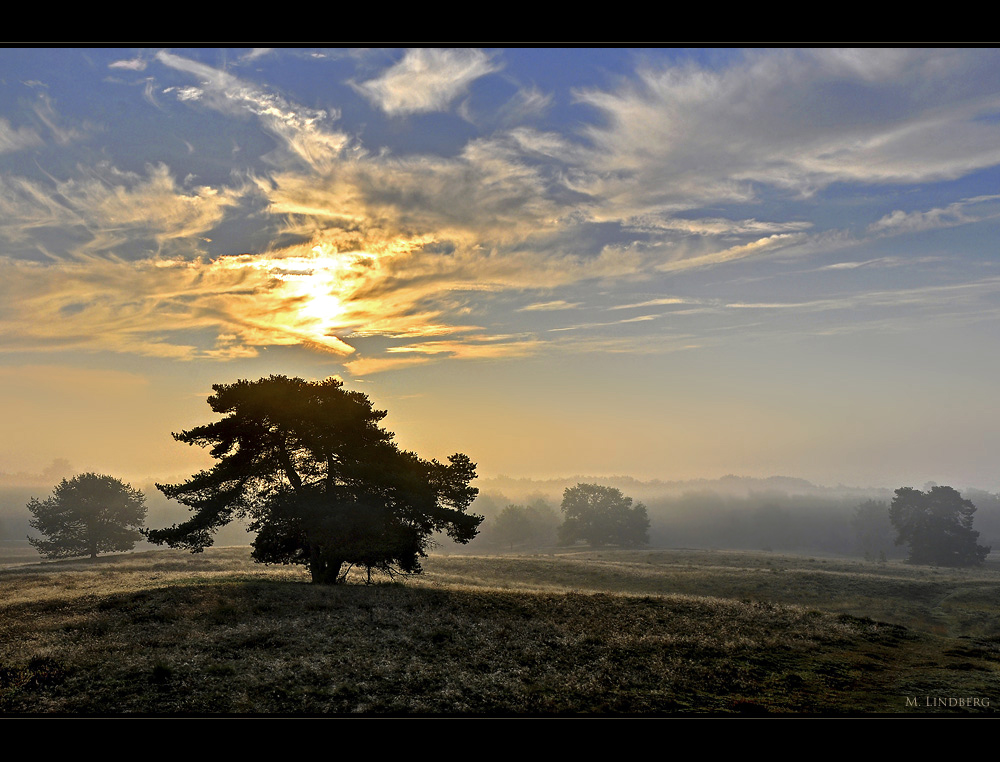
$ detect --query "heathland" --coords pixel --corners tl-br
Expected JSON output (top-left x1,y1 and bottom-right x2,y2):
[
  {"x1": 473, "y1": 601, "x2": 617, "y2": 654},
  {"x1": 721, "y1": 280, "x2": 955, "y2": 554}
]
[{"x1": 1, "y1": 545, "x2": 998, "y2": 715}]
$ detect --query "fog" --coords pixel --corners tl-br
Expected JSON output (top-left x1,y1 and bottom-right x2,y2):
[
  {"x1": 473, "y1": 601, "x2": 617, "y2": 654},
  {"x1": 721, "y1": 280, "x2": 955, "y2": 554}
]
[
  {"x1": 6, "y1": 463, "x2": 999, "y2": 562},
  {"x1": 468, "y1": 474, "x2": 1000, "y2": 559}
]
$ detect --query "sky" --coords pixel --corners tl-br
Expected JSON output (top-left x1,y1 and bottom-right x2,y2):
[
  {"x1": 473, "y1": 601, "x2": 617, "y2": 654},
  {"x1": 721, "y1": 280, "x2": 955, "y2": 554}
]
[{"x1": 2, "y1": 47, "x2": 1000, "y2": 491}]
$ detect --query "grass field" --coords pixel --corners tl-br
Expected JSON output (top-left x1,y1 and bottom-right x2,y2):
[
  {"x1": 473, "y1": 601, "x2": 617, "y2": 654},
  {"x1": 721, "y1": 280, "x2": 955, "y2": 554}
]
[{"x1": 1, "y1": 546, "x2": 999, "y2": 715}]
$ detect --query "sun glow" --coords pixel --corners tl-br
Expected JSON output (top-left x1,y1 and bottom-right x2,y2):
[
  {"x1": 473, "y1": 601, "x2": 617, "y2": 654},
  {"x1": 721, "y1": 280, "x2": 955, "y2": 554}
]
[
  {"x1": 211, "y1": 243, "x2": 372, "y2": 352},
  {"x1": 173, "y1": 230, "x2": 471, "y2": 360}
]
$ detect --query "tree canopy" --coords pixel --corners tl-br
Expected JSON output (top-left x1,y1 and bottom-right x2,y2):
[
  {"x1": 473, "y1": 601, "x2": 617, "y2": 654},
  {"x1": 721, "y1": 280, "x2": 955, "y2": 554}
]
[
  {"x1": 851, "y1": 499, "x2": 895, "y2": 562},
  {"x1": 145, "y1": 375, "x2": 482, "y2": 583},
  {"x1": 558, "y1": 483, "x2": 649, "y2": 548},
  {"x1": 492, "y1": 500, "x2": 559, "y2": 549},
  {"x1": 28, "y1": 473, "x2": 147, "y2": 559},
  {"x1": 889, "y1": 486, "x2": 990, "y2": 567}
]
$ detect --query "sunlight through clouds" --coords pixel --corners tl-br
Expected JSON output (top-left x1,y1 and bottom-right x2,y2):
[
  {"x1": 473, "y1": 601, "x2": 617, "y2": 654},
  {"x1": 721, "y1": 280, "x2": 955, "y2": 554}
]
[
  {"x1": 5, "y1": 48, "x2": 1000, "y2": 486},
  {"x1": 3, "y1": 49, "x2": 1000, "y2": 374}
]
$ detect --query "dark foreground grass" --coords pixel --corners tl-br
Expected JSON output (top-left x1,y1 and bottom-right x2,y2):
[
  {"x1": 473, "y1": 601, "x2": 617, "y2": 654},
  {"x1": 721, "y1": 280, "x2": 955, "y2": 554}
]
[{"x1": 1, "y1": 547, "x2": 998, "y2": 715}]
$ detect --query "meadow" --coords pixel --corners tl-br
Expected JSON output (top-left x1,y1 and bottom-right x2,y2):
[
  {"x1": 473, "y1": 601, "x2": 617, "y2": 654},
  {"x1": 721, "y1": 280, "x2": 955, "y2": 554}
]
[{"x1": 1, "y1": 545, "x2": 998, "y2": 715}]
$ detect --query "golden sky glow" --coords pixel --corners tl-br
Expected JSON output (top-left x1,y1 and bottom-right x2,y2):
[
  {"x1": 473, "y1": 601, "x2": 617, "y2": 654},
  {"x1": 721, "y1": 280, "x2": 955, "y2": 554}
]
[{"x1": 3, "y1": 48, "x2": 1000, "y2": 491}]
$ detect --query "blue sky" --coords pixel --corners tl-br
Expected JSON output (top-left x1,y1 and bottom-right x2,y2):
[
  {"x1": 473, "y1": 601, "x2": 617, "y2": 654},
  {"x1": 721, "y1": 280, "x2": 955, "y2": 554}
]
[{"x1": 2, "y1": 48, "x2": 1000, "y2": 489}]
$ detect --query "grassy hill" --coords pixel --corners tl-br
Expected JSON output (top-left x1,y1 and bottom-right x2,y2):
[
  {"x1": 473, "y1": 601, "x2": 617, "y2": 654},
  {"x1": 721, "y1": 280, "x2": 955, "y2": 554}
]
[{"x1": 1, "y1": 547, "x2": 998, "y2": 715}]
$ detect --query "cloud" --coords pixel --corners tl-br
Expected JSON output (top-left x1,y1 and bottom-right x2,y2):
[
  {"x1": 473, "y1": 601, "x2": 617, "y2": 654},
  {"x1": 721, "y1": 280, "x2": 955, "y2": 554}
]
[
  {"x1": 109, "y1": 57, "x2": 146, "y2": 71},
  {"x1": 31, "y1": 94, "x2": 86, "y2": 146},
  {"x1": 608, "y1": 297, "x2": 690, "y2": 310},
  {"x1": 343, "y1": 355, "x2": 433, "y2": 375},
  {"x1": 868, "y1": 195, "x2": 1000, "y2": 235},
  {"x1": 346, "y1": 333, "x2": 543, "y2": 375},
  {"x1": 623, "y1": 215, "x2": 813, "y2": 236},
  {"x1": 385, "y1": 334, "x2": 539, "y2": 358},
  {"x1": 239, "y1": 48, "x2": 274, "y2": 63},
  {"x1": 0, "y1": 250, "x2": 360, "y2": 360},
  {"x1": 149, "y1": 52, "x2": 921, "y2": 349},
  {"x1": 655, "y1": 234, "x2": 806, "y2": 273},
  {"x1": 353, "y1": 48, "x2": 500, "y2": 115},
  {"x1": 724, "y1": 277, "x2": 1000, "y2": 316},
  {"x1": 9, "y1": 49, "x2": 1000, "y2": 377},
  {"x1": 573, "y1": 49, "x2": 1000, "y2": 218},
  {"x1": 496, "y1": 86, "x2": 553, "y2": 126},
  {"x1": 164, "y1": 85, "x2": 203, "y2": 102},
  {"x1": 258, "y1": 131, "x2": 567, "y2": 253},
  {"x1": 549, "y1": 314, "x2": 660, "y2": 332},
  {"x1": 820, "y1": 257, "x2": 908, "y2": 270},
  {"x1": 519, "y1": 300, "x2": 581, "y2": 311},
  {"x1": 0, "y1": 163, "x2": 244, "y2": 260},
  {"x1": 157, "y1": 51, "x2": 352, "y2": 172},
  {"x1": 0, "y1": 117, "x2": 43, "y2": 153}
]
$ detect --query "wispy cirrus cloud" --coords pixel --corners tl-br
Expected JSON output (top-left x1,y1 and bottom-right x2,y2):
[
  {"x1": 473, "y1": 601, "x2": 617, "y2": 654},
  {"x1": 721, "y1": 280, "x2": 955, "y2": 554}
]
[
  {"x1": 157, "y1": 50, "x2": 353, "y2": 172},
  {"x1": 495, "y1": 86, "x2": 553, "y2": 126},
  {"x1": 8, "y1": 49, "x2": 1000, "y2": 377},
  {"x1": 109, "y1": 57, "x2": 147, "y2": 71},
  {"x1": 868, "y1": 195, "x2": 1000, "y2": 235},
  {"x1": 608, "y1": 297, "x2": 691, "y2": 311},
  {"x1": 353, "y1": 48, "x2": 501, "y2": 116},
  {"x1": 519, "y1": 300, "x2": 582, "y2": 312},
  {"x1": 820, "y1": 257, "x2": 910, "y2": 270},
  {"x1": 0, "y1": 250, "x2": 360, "y2": 359},
  {"x1": 726, "y1": 277, "x2": 1000, "y2": 315},
  {"x1": 574, "y1": 48, "x2": 1000, "y2": 219},
  {"x1": 30, "y1": 94, "x2": 87, "y2": 147},
  {"x1": 0, "y1": 163, "x2": 244, "y2": 260},
  {"x1": 0, "y1": 117, "x2": 43, "y2": 153},
  {"x1": 655, "y1": 233, "x2": 808, "y2": 273},
  {"x1": 239, "y1": 48, "x2": 274, "y2": 64},
  {"x1": 549, "y1": 314, "x2": 660, "y2": 332}
]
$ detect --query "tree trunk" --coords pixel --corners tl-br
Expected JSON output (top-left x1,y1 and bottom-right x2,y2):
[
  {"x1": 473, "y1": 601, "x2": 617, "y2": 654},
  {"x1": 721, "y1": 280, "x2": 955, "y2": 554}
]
[{"x1": 309, "y1": 547, "x2": 345, "y2": 584}]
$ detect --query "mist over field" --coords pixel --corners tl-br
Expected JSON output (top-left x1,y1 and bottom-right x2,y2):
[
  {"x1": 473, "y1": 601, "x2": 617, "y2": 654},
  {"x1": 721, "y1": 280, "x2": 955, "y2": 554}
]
[{"x1": 6, "y1": 463, "x2": 1000, "y2": 562}]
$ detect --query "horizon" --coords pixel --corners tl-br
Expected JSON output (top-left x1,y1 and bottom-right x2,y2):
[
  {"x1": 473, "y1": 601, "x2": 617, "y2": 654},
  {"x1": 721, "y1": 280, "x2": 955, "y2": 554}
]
[
  {"x1": 0, "y1": 458, "x2": 987, "y2": 500},
  {"x1": 3, "y1": 49, "x2": 1000, "y2": 491}
]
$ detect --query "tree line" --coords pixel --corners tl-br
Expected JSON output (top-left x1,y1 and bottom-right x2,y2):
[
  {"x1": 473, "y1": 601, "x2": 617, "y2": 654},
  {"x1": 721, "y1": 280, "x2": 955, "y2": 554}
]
[
  {"x1": 487, "y1": 484, "x2": 650, "y2": 550},
  {"x1": 20, "y1": 374, "x2": 994, "y2": 577},
  {"x1": 854, "y1": 486, "x2": 990, "y2": 567}
]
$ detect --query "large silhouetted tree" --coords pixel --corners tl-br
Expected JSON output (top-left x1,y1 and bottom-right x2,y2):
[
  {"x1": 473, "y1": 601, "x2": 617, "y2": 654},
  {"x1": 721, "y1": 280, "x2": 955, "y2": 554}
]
[
  {"x1": 144, "y1": 376, "x2": 482, "y2": 584},
  {"x1": 27, "y1": 473, "x2": 147, "y2": 559},
  {"x1": 558, "y1": 483, "x2": 649, "y2": 548},
  {"x1": 889, "y1": 486, "x2": 990, "y2": 567}
]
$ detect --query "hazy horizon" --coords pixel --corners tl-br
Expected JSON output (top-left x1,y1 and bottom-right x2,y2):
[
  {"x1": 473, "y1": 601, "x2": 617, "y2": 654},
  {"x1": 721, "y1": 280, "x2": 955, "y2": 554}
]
[{"x1": 4, "y1": 49, "x2": 1000, "y2": 491}]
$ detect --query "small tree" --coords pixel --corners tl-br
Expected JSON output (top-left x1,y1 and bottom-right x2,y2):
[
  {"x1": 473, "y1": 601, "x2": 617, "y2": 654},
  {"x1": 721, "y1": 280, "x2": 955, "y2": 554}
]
[
  {"x1": 524, "y1": 499, "x2": 560, "y2": 545},
  {"x1": 492, "y1": 499, "x2": 560, "y2": 549},
  {"x1": 27, "y1": 473, "x2": 147, "y2": 559},
  {"x1": 851, "y1": 499, "x2": 894, "y2": 562},
  {"x1": 558, "y1": 483, "x2": 649, "y2": 548},
  {"x1": 889, "y1": 486, "x2": 990, "y2": 567},
  {"x1": 144, "y1": 375, "x2": 482, "y2": 584},
  {"x1": 494, "y1": 504, "x2": 533, "y2": 550}
]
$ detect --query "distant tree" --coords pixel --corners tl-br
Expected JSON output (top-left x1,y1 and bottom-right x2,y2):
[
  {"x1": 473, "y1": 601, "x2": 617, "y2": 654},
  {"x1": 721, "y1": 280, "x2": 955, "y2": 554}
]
[
  {"x1": 494, "y1": 505, "x2": 533, "y2": 549},
  {"x1": 524, "y1": 498, "x2": 560, "y2": 545},
  {"x1": 558, "y1": 483, "x2": 649, "y2": 548},
  {"x1": 889, "y1": 486, "x2": 990, "y2": 567},
  {"x1": 851, "y1": 499, "x2": 894, "y2": 562},
  {"x1": 144, "y1": 376, "x2": 482, "y2": 584},
  {"x1": 27, "y1": 473, "x2": 147, "y2": 559}
]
